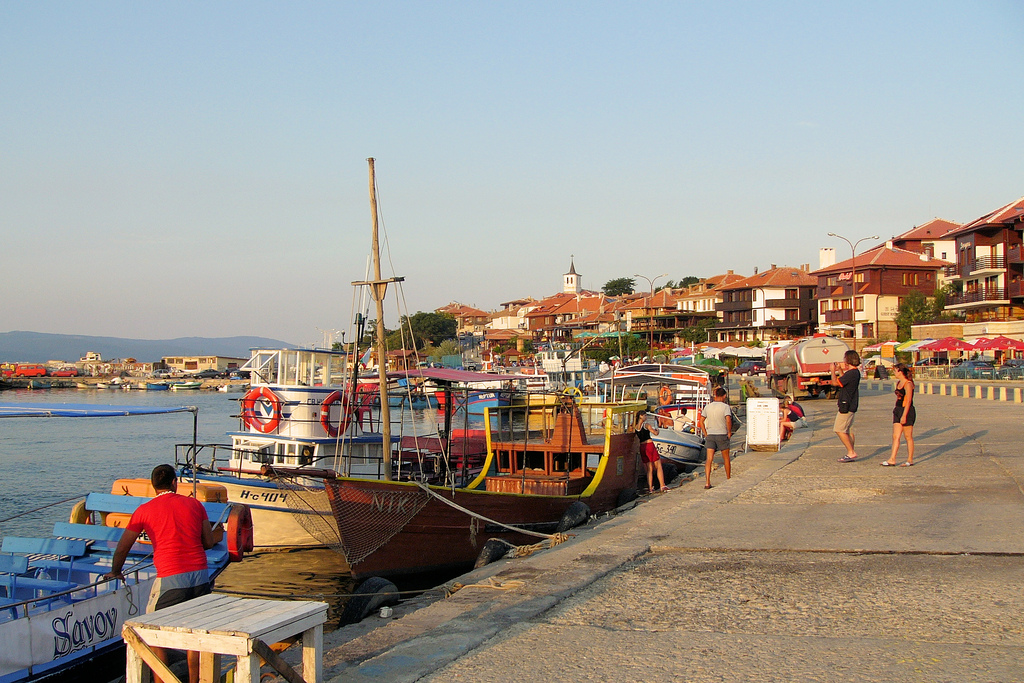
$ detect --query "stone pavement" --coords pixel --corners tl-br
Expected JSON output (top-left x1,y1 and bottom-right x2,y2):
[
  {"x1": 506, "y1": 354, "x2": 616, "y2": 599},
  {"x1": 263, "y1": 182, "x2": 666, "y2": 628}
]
[{"x1": 320, "y1": 387, "x2": 1024, "y2": 682}]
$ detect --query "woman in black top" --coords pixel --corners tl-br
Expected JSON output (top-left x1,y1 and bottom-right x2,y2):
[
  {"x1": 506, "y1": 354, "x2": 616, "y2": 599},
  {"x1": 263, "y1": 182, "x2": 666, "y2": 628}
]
[
  {"x1": 882, "y1": 363, "x2": 915, "y2": 467},
  {"x1": 634, "y1": 410, "x2": 668, "y2": 492}
]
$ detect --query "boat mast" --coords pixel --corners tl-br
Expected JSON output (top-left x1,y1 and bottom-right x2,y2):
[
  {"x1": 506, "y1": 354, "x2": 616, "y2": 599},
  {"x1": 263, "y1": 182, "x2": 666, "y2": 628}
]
[{"x1": 363, "y1": 158, "x2": 403, "y2": 480}]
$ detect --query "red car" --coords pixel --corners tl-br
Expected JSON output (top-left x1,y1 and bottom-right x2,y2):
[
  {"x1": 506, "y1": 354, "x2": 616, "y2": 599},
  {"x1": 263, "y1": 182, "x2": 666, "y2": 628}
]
[
  {"x1": 51, "y1": 368, "x2": 79, "y2": 377},
  {"x1": 13, "y1": 364, "x2": 48, "y2": 377}
]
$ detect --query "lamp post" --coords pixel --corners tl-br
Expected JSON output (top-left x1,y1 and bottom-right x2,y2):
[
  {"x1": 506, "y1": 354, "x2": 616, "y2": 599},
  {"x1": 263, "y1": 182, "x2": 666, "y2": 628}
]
[
  {"x1": 827, "y1": 232, "x2": 879, "y2": 340},
  {"x1": 634, "y1": 273, "x2": 668, "y2": 352}
]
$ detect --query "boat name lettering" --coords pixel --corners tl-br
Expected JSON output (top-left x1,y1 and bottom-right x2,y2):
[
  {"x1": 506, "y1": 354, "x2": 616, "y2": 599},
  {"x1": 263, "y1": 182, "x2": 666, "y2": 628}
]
[
  {"x1": 237, "y1": 490, "x2": 288, "y2": 503},
  {"x1": 371, "y1": 493, "x2": 410, "y2": 514},
  {"x1": 52, "y1": 607, "x2": 118, "y2": 658}
]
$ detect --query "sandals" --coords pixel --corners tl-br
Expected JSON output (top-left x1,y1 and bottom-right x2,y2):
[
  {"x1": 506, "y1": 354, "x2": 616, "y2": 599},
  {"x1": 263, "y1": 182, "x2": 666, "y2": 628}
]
[
  {"x1": 899, "y1": 462, "x2": 913, "y2": 467},
  {"x1": 704, "y1": 484, "x2": 713, "y2": 489},
  {"x1": 660, "y1": 486, "x2": 669, "y2": 492},
  {"x1": 880, "y1": 461, "x2": 897, "y2": 466},
  {"x1": 838, "y1": 455, "x2": 857, "y2": 463}
]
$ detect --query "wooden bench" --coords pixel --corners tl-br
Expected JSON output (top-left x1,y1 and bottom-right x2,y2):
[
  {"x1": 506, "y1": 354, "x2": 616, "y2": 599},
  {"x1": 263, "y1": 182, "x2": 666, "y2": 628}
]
[
  {"x1": 124, "y1": 594, "x2": 328, "y2": 683},
  {"x1": 0, "y1": 537, "x2": 87, "y2": 597},
  {"x1": 85, "y1": 494, "x2": 231, "y2": 525}
]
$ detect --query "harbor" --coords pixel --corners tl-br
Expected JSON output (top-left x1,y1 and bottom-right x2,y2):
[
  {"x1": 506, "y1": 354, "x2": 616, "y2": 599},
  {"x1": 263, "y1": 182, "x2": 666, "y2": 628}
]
[{"x1": 313, "y1": 382, "x2": 1024, "y2": 682}]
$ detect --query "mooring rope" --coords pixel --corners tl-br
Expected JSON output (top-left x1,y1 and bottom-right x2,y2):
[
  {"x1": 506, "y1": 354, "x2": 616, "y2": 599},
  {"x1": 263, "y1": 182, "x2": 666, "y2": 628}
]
[
  {"x1": 413, "y1": 481, "x2": 557, "y2": 540},
  {"x1": 444, "y1": 577, "x2": 526, "y2": 597}
]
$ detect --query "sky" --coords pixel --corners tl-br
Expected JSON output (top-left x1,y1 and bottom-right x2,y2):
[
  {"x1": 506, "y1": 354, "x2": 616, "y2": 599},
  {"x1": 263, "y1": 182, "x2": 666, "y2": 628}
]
[{"x1": 2, "y1": 2, "x2": 1022, "y2": 346}]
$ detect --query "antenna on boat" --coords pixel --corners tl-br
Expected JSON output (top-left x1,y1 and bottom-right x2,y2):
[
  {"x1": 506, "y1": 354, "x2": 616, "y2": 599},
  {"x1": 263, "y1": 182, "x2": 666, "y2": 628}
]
[{"x1": 351, "y1": 158, "x2": 404, "y2": 480}]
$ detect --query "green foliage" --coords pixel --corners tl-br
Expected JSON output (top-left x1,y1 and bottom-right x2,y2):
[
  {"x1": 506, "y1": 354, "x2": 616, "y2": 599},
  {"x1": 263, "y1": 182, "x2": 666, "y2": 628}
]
[
  {"x1": 430, "y1": 339, "x2": 460, "y2": 362},
  {"x1": 895, "y1": 291, "x2": 930, "y2": 341},
  {"x1": 406, "y1": 312, "x2": 457, "y2": 347},
  {"x1": 679, "y1": 317, "x2": 718, "y2": 345},
  {"x1": 602, "y1": 277, "x2": 636, "y2": 296},
  {"x1": 585, "y1": 334, "x2": 648, "y2": 362},
  {"x1": 665, "y1": 276, "x2": 700, "y2": 289}
]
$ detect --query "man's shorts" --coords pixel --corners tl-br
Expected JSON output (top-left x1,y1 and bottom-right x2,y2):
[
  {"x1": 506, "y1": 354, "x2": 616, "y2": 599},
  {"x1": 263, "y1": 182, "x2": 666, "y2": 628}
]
[
  {"x1": 705, "y1": 434, "x2": 731, "y2": 453},
  {"x1": 833, "y1": 411, "x2": 856, "y2": 434},
  {"x1": 147, "y1": 570, "x2": 211, "y2": 613}
]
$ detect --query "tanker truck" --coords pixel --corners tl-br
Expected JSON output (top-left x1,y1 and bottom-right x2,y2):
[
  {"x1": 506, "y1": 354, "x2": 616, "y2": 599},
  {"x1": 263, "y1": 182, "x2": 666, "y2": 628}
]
[{"x1": 767, "y1": 335, "x2": 851, "y2": 398}]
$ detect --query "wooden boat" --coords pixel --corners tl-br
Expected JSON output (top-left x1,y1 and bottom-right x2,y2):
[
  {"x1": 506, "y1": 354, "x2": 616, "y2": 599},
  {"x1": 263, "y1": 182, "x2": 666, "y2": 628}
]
[
  {"x1": 75, "y1": 382, "x2": 91, "y2": 389},
  {"x1": 26, "y1": 380, "x2": 50, "y2": 390},
  {"x1": 145, "y1": 381, "x2": 169, "y2": 391},
  {"x1": 0, "y1": 402, "x2": 252, "y2": 683},
  {"x1": 169, "y1": 381, "x2": 202, "y2": 391},
  {"x1": 316, "y1": 397, "x2": 643, "y2": 578}
]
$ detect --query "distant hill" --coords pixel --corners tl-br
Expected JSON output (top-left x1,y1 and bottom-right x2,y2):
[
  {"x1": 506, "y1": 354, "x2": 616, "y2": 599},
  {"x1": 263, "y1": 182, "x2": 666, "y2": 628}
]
[{"x1": 0, "y1": 331, "x2": 298, "y2": 363}]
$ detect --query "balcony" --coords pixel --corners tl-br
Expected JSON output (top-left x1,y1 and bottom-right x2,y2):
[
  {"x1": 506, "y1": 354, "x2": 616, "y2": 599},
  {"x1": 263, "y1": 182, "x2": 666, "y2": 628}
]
[
  {"x1": 1009, "y1": 280, "x2": 1024, "y2": 299},
  {"x1": 947, "y1": 287, "x2": 1008, "y2": 307},
  {"x1": 763, "y1": 298, "x2": 802, "y2": 308},
  {"x1": 969, "y1": 256, "x2": 1005, "y2": 274},
  {"x1": 1007, "y1": 245, "x2": 1024, "y2": 265},
  {"x1": 824, "y1": 309, "x2": 854, "y2": 323},
  {"x1": 716, "y1": 300, "x2": 753, "y2": 312}
]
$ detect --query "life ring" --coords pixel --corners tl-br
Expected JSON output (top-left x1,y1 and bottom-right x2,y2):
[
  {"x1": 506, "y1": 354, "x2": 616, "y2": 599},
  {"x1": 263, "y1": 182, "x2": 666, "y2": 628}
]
[
  {"x1": 241, "y1": 386, "x2": 282, "y2": 434},
  {"x1": 658, "y1": 386, "x2": 673, "y2": 405},
  {"x1": 321, "y1": 391, "x2": 352, "y2": 438},
  {"x1": 226, "y1": 504, "x2": 254, "y2": 562},
  {"x1": 69, "y1": 499, "x2": 94, "y2": 525},
  {"x1": 562, "y1": 386, "x2": 583, "y2": 399}
]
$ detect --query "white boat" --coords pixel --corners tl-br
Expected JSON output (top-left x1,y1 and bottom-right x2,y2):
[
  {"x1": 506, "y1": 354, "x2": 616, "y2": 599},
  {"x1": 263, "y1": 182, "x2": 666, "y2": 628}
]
[
  {"x1": 0, "y1": 402, "x2": 251, "y2": 683},
  {"x1": 169, "y1": 381, "x2": 203, "y2": 391},
  {"x1": 178, "y1": 347, "x2": 399, "y2": 550}
]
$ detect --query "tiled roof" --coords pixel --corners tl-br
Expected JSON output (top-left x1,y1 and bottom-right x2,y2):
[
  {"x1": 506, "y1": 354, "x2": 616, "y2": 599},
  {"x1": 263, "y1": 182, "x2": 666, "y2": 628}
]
[
  {"x1": 953, "y1": 195, "x2": 1024, "y2": 234},
  {"x1": 893, "y1": 218, "x2": 961, "y2": 241},
  {"x1": 718, "y1": 266, "x2": 817, "y2": 290},
  {"x1": 811, "y1": 245, "x2": 953, "y2": 275}
]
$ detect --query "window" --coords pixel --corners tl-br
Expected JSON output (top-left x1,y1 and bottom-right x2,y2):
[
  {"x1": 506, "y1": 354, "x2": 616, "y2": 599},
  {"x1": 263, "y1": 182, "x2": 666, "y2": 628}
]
[
  {"x1": 902, "y1": 273, "x2": 919, "y2": 286},
  {"x1": 785, "y1": 289, "x2": 798, "y2": 300},
  {"x1": 820, "y1": 300, "x2": 830, "y2": 314},
  {"x1": 827, "y1": 276, "x2": 838, "y2": 286},
  {"x1": 855, "y1": 297, "x2": 864, "y2": 312},
  {"x1": 853, "y1": 273, "x2": 864, "y2": 283}
]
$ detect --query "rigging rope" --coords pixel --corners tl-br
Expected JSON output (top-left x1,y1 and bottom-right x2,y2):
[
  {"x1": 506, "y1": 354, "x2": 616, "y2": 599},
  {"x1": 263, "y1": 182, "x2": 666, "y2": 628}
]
[{"x1": 413, "y1": 482, "x2": 560, "y2": 540}]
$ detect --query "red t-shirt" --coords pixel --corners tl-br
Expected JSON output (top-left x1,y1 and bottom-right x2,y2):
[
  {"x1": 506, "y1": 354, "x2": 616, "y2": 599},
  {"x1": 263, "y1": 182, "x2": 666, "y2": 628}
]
[{"x1": 127, "y1": 492, "x2": 209, "y2": 578}]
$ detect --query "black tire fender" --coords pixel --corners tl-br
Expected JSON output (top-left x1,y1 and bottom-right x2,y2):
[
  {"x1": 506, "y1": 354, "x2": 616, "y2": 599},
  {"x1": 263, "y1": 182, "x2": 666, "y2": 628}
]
[
  {"x1": 339, "y1": 577, "x2": 399, "y2": 625},
  {"x1": 555, "y1": 501, "x2": 590, "y2": 532}
]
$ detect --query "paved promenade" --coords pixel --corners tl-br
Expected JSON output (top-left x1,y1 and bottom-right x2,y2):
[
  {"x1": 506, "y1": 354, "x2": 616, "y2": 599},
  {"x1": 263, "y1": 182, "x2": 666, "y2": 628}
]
[{"x1": 320, "y1": 386, "x2": 1024, "y2": 682}]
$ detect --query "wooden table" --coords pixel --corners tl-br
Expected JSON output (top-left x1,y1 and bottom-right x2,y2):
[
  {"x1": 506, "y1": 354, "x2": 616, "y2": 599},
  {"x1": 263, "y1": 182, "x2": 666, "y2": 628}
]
[{"x1": 123, "y1": 593, "x2": 328, "y2": 683}]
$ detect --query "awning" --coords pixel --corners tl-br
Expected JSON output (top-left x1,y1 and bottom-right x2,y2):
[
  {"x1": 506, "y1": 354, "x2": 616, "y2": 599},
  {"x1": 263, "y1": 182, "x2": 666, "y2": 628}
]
[
  {"x1": 0, "y1": 403, "x2": 198, "y2": 418},
  {"x1": 896, "y1": 339, "x2": 934, "y2": 352}
]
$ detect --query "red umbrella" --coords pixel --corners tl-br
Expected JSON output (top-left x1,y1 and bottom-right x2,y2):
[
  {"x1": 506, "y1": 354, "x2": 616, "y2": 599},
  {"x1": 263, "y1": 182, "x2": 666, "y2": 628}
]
[
  {"x1": 921, "y1": 337, "x2": 975, "y2": 352},
  {"x1": 972, "y1": 335, "x2": 1024, "y2": 351}
]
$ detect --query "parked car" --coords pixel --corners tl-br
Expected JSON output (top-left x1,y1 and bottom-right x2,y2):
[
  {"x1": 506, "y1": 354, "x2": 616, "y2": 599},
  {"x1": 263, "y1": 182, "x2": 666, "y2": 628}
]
[
  {"x1": 734, "y1": 360, "x2": 766, "y2": 376},
  {"x1": 13, "y1": 364, "x2": 48, "y2": 377},
  {"x1": 151, "y1": 369, "x2": 172, "y2": 379},
  {"x1": 998, "y1": 358, "x2": 1024, "y2": 380},
  {"x1": 913, "y1": 357, "x2": 943, "y2": 367},
  {"x1": 950, "y1": 360, "x2": 995, "y2": 380},
  {"x1": 50, "y1": 367, "x2": 79, "y2": 377},
  {"x1": 192, "y1": 369, "x2": 224, "y2": 379}
]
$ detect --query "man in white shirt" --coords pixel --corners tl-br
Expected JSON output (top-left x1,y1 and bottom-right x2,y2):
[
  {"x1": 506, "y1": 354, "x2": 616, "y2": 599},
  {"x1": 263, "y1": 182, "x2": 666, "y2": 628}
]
[{"x1": 698, "y1": 387, "x2": 732, "y2": 489}]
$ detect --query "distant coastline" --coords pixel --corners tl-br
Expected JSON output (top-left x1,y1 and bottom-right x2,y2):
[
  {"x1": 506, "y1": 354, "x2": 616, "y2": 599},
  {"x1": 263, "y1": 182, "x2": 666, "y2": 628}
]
[{"x1": 0, "y1": 331, "x2": 297, "y2": 364}]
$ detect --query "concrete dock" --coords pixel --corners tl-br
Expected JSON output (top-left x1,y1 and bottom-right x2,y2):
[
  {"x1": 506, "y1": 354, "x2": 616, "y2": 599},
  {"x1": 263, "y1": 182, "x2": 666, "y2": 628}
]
[{"x1": 309, "y1": 384, "x2": 1023, "y2": 682}]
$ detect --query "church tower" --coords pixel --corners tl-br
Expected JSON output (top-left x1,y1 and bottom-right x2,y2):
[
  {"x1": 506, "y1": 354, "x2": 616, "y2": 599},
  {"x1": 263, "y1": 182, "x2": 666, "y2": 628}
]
[{"x1": 563, "y1": 258, "x2": 581, "y2": 294}]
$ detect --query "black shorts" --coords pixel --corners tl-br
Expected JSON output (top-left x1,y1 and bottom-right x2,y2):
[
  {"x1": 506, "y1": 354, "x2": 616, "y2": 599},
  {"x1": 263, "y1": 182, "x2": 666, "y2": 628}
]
[{"x1": 893, "y1": 405, "x2": 916, "y2": 426}]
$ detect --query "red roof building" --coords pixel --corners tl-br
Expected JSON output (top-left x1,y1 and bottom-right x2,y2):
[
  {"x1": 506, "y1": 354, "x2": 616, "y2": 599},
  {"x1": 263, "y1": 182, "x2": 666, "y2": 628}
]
[{"x1": 715, "y1": 266, "x2": 818, "y2": 343}]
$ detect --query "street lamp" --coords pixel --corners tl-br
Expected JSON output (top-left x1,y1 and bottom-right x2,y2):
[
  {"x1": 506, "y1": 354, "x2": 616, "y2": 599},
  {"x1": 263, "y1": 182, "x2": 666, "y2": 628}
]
[
  {"x1": 634, "y1": 272, "x2": 668, "y2": 352},
  {"x1": 827, "y1": 233, "x2": 879, "y2": 340}
]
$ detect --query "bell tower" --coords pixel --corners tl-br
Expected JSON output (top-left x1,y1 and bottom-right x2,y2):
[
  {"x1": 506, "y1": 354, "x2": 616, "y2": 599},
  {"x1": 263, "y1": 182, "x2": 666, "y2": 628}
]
[{"x1": 564, "y1": 257, "x2": 581, "y2": 294}]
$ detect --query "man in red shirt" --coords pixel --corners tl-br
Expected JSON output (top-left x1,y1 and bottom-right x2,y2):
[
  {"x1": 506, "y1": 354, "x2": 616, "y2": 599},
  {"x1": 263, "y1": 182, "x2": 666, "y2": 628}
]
[{"x1": 104, "y1": 464, "x2": 222, "y2": 683}]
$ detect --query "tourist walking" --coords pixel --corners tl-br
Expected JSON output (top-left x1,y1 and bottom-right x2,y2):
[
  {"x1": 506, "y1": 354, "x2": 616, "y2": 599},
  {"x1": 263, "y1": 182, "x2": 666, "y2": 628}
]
[
  {"x1": 634, "y1": 410, "x2": 668, "y2": 492},
  {"x1": 882, "y1": 363, "x2": 916, "y2": 467},
  {"x1": 104, "y1": 464, "x2": 223, "y2": 683},
  {"x1": 698, "y1": 386, "x2": 732, "y2": 489},
  {"x1": 830, "y1": 350, "x2": 862, "y2": 462}
]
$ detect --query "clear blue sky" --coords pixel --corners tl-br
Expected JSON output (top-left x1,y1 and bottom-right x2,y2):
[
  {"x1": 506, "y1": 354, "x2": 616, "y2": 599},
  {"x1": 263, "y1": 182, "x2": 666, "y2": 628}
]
[{"x1": 2, "y1": 2, "x2": 1021, "y2": 345}]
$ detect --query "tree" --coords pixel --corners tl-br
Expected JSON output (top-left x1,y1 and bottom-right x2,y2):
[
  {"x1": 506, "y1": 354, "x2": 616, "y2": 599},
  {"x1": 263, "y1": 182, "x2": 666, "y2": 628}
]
[
  {"x1": 665, "y1": 276, "x2": 699, "y2": 289},
  {"x1": 602, "y1": 277, "x2": 636, "y2": 296},
  {"x1": 406, "y1": 312, "x2": 457, "y2": 347},
  {"x1": 430, "y1": 339, "x2": 460, "y2": 362},
  {"x1": 585, "y1": 334, "x2": 648, "y2": 362},
  {"x1": 895, "y1": 291, "x2": 931, "y2": 341},
  {"x1": 679, "y1": 317, "x2": 718, "y2": 345}
]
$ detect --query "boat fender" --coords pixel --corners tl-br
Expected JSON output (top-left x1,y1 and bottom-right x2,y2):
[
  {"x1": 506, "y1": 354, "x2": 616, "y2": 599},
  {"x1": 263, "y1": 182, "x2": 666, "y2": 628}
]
[
  {"x1": 226, "y1": 504, "x2": 254, "y2": 562},
  {"x1": 320, "y1": 391, "x2": 352, "y2": 438},
  {"x1": 616, "y1": 488, "x2": 639, "y2": 509},
  {"x1": 658, "y1": 386, "x2": 672, "y2": 405},
  {"x1": 241, "y1": 386, "x2": 282, "y2": 434},
  {"x1": 69, "y1": 499, "x2": 94, "y2": 525},
  {"x1": 339, "y1": 577, "x2": 399, "y2": 625},
  {"x1": 555, "y1": 501, "x2": 590, "y2": 533},
  {"x1": 473, "y1": 538, "x2": 514, "y2": 569}
]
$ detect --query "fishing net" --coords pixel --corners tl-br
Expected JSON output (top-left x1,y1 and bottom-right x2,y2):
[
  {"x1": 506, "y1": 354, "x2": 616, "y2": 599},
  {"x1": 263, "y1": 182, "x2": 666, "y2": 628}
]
[
  {"x1": 322, "y1": 480, "x2": 432, "y2": 566},
  {"x1": 269, "y1": 476, "x2": 345, "y2": 552}
]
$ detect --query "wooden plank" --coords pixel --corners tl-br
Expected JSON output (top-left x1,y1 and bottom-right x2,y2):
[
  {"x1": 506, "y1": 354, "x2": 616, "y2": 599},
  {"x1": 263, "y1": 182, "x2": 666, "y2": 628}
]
[
  {"x1": 302, "y1": 624, "x2": 323, "y2": 683},
  {"x1": 85, "y1": 493, "x2": 229, "y2": 522},
  {"x1": 123, "y1": 626, "x2": 184, "y2": 683},
  {"x1": 252, "y1": 638, "x2": 307, "y2": 683},
  {"x1": 53, "y1": 521, "x2": 125, "y2": 542}
]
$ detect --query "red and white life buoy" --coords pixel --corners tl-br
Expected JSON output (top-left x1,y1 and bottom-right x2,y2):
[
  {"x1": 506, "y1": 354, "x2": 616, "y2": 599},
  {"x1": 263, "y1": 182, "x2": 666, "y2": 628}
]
[
  {"x1": 659, "y1": 386, "x2": 673, "y2": 405},
  {"x1": 320, "y1": 390, "x2": 352, "y2": 438},
  {"x1": 241, "y1": 386, "x2": 282, "y2": 434},
  {"x1": 225, "y1": 504, "x2": 254, "y2": 562}
]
